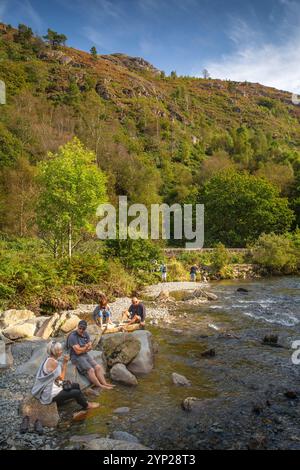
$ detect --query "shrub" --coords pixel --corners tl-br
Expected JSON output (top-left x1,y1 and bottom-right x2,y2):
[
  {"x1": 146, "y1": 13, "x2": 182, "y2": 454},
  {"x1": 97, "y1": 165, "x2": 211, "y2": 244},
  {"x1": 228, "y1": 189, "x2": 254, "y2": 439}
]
[
  {"x1": 251, "y1": 233, "x2": 298, "y2": 274},
  {"x1": 211, "y1": 243, "x2": 230, "y2": 272},
  {"x1": 167, "y1": 258, "x2": 188, "y2": 281}
]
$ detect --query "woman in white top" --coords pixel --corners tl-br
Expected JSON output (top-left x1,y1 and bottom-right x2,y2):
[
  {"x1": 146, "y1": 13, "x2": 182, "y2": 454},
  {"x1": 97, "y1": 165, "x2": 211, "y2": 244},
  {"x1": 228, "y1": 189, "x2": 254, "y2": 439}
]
[{"x1": 32, "y1": 341, "x2": 99, "y2": 411}]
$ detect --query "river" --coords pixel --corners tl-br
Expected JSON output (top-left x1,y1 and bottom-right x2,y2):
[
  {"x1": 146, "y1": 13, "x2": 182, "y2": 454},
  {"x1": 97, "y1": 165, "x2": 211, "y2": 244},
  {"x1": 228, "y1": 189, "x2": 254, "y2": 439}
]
[{"x1": 62, "y1": 276, "x2": 300, "y2": 450}]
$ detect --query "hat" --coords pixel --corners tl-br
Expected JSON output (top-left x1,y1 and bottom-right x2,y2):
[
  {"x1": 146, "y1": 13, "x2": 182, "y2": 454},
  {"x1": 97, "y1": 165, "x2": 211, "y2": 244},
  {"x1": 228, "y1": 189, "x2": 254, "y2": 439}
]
[{"x1": 78, "y1": 320, "x2": 88, "y2": 329}]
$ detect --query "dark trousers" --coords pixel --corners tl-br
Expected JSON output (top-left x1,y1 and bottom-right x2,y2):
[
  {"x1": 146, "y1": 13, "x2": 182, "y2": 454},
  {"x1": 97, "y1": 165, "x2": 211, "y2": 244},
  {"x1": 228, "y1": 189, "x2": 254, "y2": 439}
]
[{"x1": 53, "y1": 388, "x2": 88, "y2": 410}]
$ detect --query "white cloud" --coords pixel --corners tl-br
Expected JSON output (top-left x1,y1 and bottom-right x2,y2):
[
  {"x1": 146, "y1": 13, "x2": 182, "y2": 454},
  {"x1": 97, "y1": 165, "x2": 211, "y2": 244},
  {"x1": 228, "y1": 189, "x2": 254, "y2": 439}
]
[
  {"x1": 203, "y1": 4, "x2": 300, "y2": 93},
  {"x1": 205, "y1": 31, "x2": 300, "y2": 93}
]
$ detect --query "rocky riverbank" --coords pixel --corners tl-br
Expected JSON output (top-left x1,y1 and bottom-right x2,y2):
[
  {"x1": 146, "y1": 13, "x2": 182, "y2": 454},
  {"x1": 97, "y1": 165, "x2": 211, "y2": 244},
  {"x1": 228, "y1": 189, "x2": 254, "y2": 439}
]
[{"x1": 1, "y1": 278, "x2": 300, "y2": 450}]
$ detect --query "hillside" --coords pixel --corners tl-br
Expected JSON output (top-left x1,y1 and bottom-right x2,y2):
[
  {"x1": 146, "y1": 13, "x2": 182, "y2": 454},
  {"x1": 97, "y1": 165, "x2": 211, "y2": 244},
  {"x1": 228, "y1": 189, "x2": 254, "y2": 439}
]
[{"x1": 0, "y1": 22, "x2": 299, "y2": 239}]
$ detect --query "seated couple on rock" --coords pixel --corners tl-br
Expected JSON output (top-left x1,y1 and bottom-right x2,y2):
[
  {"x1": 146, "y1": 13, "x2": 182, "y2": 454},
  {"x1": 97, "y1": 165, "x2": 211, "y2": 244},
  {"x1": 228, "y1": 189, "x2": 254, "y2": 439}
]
[
  {"x1": 31, "y1": 340, "x2": 99, "y2": 413},
  {"x1": 122, "y1": 296, "x2": 146, "y2": 327},
  {"x1": 32, "y1": 320, "x2": 114, "y2": 411},
  {"x1": 93, "y1": 294, "x2": 146, "y2": 328}
]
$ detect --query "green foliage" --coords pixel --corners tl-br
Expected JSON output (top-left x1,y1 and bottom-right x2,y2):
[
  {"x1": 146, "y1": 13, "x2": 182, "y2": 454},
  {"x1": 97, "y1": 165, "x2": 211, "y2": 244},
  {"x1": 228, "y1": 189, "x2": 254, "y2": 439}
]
[
  {"x1": 43, "y1": 29, "x2": 67, "y2": 47},
  {"x1": 104, "y1": 238, "x2": 163, "y2": 271},
  {"x1": 15, "y1": 24, "x2": 33, "y2": 44},
  {"x1": 36, "y1": 138, "x2": 107, "y2": 257},
  {"x1": 251, "y1": 233, "x2": 299, "y2": 274},
  {"x1": 199, "y1": 170, "x2": 295, "y2": 247},
  {"x1": 90, "y1": 46, "x2": 98, "y2": 58},
  {"x1": 0, "y1": 237, "x2": 137, "y2": 310},
  {"x1": 0, "y1": 123, "x2": 23, "y2": 167},
  {"x1": 211, "y1": 243, "x2": 230, "y2": 271},
  {"x1": 167, "y1": 258, "x2": 188, "y2": 281}
]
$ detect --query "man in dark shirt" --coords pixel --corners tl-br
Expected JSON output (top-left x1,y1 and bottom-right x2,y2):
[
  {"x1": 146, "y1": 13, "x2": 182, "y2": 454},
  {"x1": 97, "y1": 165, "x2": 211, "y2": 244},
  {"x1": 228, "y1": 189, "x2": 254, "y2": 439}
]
[
  {"x1": 122, "y1": 297, "x2": 146, "y2": 327},
  {"x1": 67, "y1": 320, "x2": 114, "y2": 390}
]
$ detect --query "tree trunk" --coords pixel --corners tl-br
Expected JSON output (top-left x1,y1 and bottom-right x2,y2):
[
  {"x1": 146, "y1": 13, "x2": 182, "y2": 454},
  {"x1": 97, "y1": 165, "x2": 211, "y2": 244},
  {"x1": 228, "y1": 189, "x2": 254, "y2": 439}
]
[{"x1": 68, "y1": 221, "x2": 72, "y2": 259}]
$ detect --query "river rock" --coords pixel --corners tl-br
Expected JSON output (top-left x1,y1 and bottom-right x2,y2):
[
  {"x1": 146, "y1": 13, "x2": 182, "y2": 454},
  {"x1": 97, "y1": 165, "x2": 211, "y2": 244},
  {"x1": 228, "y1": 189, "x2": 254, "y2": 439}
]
[
  {"x1": 285, "y1": 390, "x2": 298, "y2": 399},
  {"x1": 110, "y1": 431, "x2": 139, "y2": 443},
  {"x1": 36, "y1": 313, "x2": 60, "y2": 339},
  {"x1": 127, "y1": 330, "x2": 154, "y2": 376},
  {"x1": 110, "y1": 363, "x2": 138, "y2": 386},
  {"x1": 113, "y1": 407, "x2": 130, "y2": 415},
  {"x1": 172, "y1": 372, "x2": 191, "y2": 387},
  {"x1": 201, "y1": 348, "x2": 216, "y2": 358},
  {"x1": 102, "y1": 333, "x2": 141, "y2": 367},
  {"x1": 156, "y1": 290, "x2": 170, "y2": 302},
  {"x1": 20, "y1": 395, "x2": 59, "y2": 428},
  {"x1": 2, "y1": 319, "x2": 38, "y2": 340},
  {"x1": 0, "y1": 309, "x2": 36, "y2": 329},
  {"x1": 83, "y1": 438, "x2": 148, "y2": 450},
  {"x1": 201, "y1": 290, "x2": 218, "y2": 301},
  {"x1": 263, "y1": 334, "x2": 278, "y2": 346},
  {"x1": 248, "y1": 434, "x2": 267, "y2": 450},
  {"x1": 237, "y1": 288, "x2": 249, "y2": 294},
  {"x1": 182, "y1": 397, "x2": 202, "y2": 411},
  {"x1": 60, "y1": 315, "x2": 81, "y2": 333},
  {"x1": 183, "y1": 289, "x2": 218, "y2": 302}
]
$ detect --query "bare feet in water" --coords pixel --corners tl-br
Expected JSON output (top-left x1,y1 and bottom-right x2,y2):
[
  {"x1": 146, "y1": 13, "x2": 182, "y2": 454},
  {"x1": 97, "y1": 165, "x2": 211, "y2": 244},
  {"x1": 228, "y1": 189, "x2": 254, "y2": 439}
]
[{"x1": 87, "y1": 402, "x2": 100, "y2": 409}]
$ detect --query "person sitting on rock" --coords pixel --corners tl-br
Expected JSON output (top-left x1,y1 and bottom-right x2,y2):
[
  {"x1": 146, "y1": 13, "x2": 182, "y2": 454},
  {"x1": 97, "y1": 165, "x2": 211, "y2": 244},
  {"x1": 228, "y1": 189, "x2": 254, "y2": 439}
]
[
  {"x1": 92, "y1": 294, "x2": 113, "y2": 328},
  {"x1": 31, "y1": 341, "x2": 99, "y2": 411},
  {"x1": 67, "y1": 320, "x2": 115, "y2": 391},
  {"x1": 122, "y1": 297, "x2": 146, "y2": 327}
]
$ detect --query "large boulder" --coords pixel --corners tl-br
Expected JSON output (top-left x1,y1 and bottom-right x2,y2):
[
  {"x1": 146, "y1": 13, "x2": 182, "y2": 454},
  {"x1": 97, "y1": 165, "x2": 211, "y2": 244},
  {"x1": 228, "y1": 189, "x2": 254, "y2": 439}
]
[
  {"x1": 36, "y1": 313, "x2": 60, "y2": 339},
  {"x1": 110, "y1": 363, "x2": 138, "y2": 386},
  {"x1": 60, "y1": 315, "x2": 81, "y2": 333},
  {"x1": 102, "y1": 333, "x2": 141, "y2": 367},
  {"x1": 86, "y1": 324, "x2": 102, "y2": 349},
  {"x1": 20, "y1": 395, "x2": 59, "y2": 428},
  {"x1": 2, "y1": 319, "x2": 38, "y2": 340},
  {"x1": 127, "y1": 330, "x2": 154, "y2": 376},
  {"x1": 15, "y1": 342, "x2": 48, "y2": 376},
  {"x1": 0, "y1": 309, "x2": 35, "y2": 329}
]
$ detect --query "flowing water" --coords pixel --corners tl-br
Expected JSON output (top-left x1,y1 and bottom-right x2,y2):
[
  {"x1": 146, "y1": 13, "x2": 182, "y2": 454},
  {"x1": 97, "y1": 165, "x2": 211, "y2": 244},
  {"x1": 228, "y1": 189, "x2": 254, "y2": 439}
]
[{"x1": 62, "y1": 276, "x2": 300, "y2": 449}]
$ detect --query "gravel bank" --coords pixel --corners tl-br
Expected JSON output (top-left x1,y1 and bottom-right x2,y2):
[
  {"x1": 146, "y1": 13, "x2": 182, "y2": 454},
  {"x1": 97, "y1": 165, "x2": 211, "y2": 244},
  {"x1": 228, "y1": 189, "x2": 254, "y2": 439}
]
[{"x1": 143, "y1": 281, "x2": 209, "y2": 298}]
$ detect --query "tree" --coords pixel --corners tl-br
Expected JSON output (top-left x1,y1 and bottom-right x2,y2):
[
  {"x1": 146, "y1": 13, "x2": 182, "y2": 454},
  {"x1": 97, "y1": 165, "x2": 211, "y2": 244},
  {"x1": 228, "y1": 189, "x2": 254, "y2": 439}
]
[
  {"x1": 15, "y1": 24, "x2": 33, "y2": 44},
  {"x1": 36, "y1": 138, "x2": 107, "y2": 258},
  {"x1": 198, "y1": 170, "x2": 295, "y2": 247},
  {"x1": 202, "y1": 69, "x2": 210, "y2": 79},
  {"x1": 43, "y1": 29, "x2": 67, "y2": 48},
  {"x1": 170, "y1": 71, "x2": 177, "y2": 79},
  {"x1": 90, "y1": 46, "x2": 98, "y2": 59}
]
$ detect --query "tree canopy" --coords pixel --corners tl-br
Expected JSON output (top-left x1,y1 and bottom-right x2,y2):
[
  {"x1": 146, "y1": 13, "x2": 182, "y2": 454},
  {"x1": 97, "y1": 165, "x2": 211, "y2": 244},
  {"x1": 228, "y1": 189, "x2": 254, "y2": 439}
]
[{"x1": 199, "y1": 170, "x2": 295, "y2": 247}]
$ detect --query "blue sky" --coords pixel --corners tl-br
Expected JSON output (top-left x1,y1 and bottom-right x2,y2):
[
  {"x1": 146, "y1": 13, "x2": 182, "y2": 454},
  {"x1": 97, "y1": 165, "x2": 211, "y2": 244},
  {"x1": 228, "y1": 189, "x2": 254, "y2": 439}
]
[{"x1": 0, "y1": 0, "x2": 300, "y2": 92}]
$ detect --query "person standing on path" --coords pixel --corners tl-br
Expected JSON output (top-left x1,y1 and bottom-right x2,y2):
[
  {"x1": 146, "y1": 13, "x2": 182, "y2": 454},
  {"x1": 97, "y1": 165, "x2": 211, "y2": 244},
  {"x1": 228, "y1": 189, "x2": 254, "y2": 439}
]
[{"x1": 160, "y1": 263, "x2": 168, "y2": 282}]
